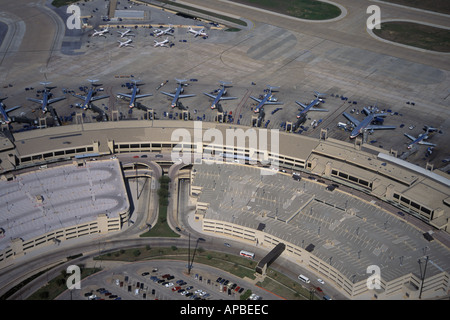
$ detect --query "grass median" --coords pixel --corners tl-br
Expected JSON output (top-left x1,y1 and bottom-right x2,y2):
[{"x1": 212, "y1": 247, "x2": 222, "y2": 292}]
[
  {"x1": 95, "y1": 246, "x2": 257, "y2": 281},
  {"x1": 229, "y1": 0, "x2": 341, "y2": 20},
  {"x1": 140, "y1": 176, "x2": 179, "y2": 238},
  {"x1": 373, "y1": 21, "x2": 450, "y2": 53}
]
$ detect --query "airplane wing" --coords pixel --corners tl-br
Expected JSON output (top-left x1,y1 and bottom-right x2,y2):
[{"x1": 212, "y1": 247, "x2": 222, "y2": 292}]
[
  {"x1": 5, "y1": 105, "x2": 20, "y2": 113},
  {"x1": 178, "y1": 94, "x2": 196, "y2": 98},
  {"x1": 404, "y1": 133, "x2": 416, "y2": 141},
  {"x1": 366, "y1": 125, "x2": 396, "y2": 130},
  {"x1": 309, "y1": 107, "x2": 328, "y2": 112},
  {"x1": 91, "y1": 95, "x2": 109, "y2": 101},
  {"x1": 296, "y1": 101, "x2": 308, "y2": 109},
  {"x1": 48, "y1": 96, "x2": 66, "y2": 104},
  {"x1": 342, "y1": 112, "x2": 360, "y2": 126},
  {"x1": 418, "y1": 141, "x2": 436, "y2": 146},
  {"x1": 161, "y1": 91, "x2": 175, "y2": 98},
  {"x1": 219, "y1": 97, "x2": 238, "y2": 100},
  {"x1": 135, "y1": 94, "x2": 153, "y2": 98},
  {"x1": 263, "y1": 101, "x2": 283, "y2": 105},
  {"x1": 203, "y1": 93, "x2": 217, "y2": 99},
  {"x1": 72, "y1": 93, "x2": 87, "y2": 100},
  {"x1": 117, "y1": 93, "x2": 132, "y2": 98},
  {"x1": 27, "y1": 98, "x2": 43, "y2": 104},
  {"x1": 203, "y1": 93, "x2": 237, "y2": 100},
  {"x1": 249, "y1": 96, "x2": 262, "y2": 103}
]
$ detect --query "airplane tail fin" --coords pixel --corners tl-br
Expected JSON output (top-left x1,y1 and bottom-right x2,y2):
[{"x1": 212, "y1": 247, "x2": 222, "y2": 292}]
[
  {"x1": 219, "y1": 81, "x2": 232, "y2": 87},
  {"x1": 267, "y1": 85, "x2": 280, "y2": 92},
  {"x1": 40, "y1": 81, "x2": 56, "y2": 90},
  {"x1": 88, "y1": 79, "x2": 100, "y2": 86},
  {"x1": 314, "y1": 91, "x2": 326, "y2": 98},
  {"x1": 175, "y1": 78, "x2": 188, "y2": 84},
  {"x1": 363, "y1": 106, "x2": 371, "y2": 115}
]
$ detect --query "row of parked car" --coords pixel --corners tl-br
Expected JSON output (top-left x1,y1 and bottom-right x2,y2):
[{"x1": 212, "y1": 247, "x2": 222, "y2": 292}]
[
  {"x1": 145, "y1": 272, "x2": 210, "y2": 300},
  {"x1": 216, "y1": 277, "x2": 245, "y2": 295},
  {"x1": 86, "y1": 287, "x2": 122, "y2": 300}
]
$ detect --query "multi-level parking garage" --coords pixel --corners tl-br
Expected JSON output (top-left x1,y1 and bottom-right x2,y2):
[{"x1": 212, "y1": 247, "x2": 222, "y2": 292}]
[
  {"x1": 191, "y1": 161, "x2": 450, "y2": 299},
  {"x1": 0, "y1": 119, "x2": 449, "y2": 299},
  {"x1": 0, "y1": 158, "x2": 130, "y2": 265}
]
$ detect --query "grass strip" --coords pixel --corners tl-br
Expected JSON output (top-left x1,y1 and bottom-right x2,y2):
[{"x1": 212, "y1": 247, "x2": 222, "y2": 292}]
[
  {"x1": 153, "y1": 0, "x2": 248, "y2": 26},
  {"x1": 373, "y1": 21, "x2": 450, "y2": 53},
  {"x1": 27, "y1": 267, "x2": 102, "y2": 300},
  {"x1": 140, "y1": 176, "x2": 180, "y2": 238},
  {"x1": 95, "y1": 246, "x2": 257, "y2": 279},
  {"x1": 228, "y1": 0, "x2": 341, "y2": 20},
  {"x1": 380, "y1": 0, "x2": 450, "y2": 15}
]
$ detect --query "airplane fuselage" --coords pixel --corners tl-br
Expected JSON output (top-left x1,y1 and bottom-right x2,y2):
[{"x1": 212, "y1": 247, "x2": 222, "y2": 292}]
[
  {"x1": 407, "y1": 133, "x2": 430, "y2": 149},
  {"x1": 171, "y1": 84, "x2": 184, "y2": 108},
  {"x1": 41, "y1": 92, "x2": 50, "y2": 112},
  {"x1": 211, "y1": 88, "x2": 226, "y2": 109},
  {"x1": 81, "y1": 89, "x2": 95, "y2": 109},
  {"x1": 254, "y1": 93, "x2": 273, "y2": 113},
  {"x1": 129, "y1": 87, "x2": 137, "y2": 108},
  {"x1": 296, "y1": 98, "x2": 320, "y2": 118},
  {"x1": 350, "y1": 114, "x2": 375, "y2": 138},
  {"x1": 0, "y1": 104, "x2": 10, "y2": 124}
]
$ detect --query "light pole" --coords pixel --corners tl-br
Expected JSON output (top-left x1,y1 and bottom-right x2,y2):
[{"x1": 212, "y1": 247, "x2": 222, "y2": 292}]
[{"x1": 418, "y1": 256, "x2": 429, "y2": 299}]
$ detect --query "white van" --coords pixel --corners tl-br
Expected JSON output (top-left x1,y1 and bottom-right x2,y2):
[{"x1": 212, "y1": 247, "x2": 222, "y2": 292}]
[{"x1": 298, "y1": 274, "x2": 310, "y2": 283}]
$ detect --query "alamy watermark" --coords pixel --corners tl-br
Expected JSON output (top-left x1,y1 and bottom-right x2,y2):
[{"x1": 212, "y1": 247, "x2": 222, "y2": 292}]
[
  {"x1": 366, "y1": 265, "x2": 381, "y2": 290},
  {"x1": 366, "y1": 5, "x2": 381, "y2": 30},
  {"x1": 171, "y1": 121, "x2": 279, "y2": 175},
  {"x1": 66, "y1": 265, "x2": 81, "y2": 290},
  {"x1": 66, "y1": 4, "x2": 81, "y2": 30}
]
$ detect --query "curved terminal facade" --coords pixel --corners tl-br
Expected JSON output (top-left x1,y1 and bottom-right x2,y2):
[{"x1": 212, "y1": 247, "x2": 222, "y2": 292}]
[{"x1": 0, "y1": 120, "x2": 449, "y2": 299}]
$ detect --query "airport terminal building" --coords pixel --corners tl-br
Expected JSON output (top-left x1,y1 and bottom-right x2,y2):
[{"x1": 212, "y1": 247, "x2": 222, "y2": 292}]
[{"x1": 0, "y1": 120, "x2": 449, "y2": 298}]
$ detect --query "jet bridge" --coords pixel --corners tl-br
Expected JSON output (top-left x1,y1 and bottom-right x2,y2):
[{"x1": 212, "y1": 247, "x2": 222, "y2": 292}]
[{"x1": 256, "y1": 242, "x2": 286, "y2": 275}]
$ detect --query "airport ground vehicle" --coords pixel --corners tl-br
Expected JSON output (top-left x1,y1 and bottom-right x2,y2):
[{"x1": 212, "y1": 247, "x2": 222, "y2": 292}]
[
  {"x1": 239, "y1": 250, "x2": 255, "y2": 259},
  {"x1": 298, "y1": 274, "x2": 310, "y2": 283}
]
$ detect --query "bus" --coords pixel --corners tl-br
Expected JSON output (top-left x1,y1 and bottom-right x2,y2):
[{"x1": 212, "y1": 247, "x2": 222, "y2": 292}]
[
  {"x1": 240, "y1": 250, "x2": 255, "y2": 259},
  {"x1": 298, "y1": 274, "x2": 310, "y2": 283}
]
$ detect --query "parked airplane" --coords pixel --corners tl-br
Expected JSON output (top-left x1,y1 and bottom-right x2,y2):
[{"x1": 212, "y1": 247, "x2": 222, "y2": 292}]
[
  {"x1": 250, "y1": 85, "x2": 283, "y2": 113},
  {"x1": 161, "y1": 78, "x2": 196, "y2": 108},
  {"x1": 154, "y1": 37, "x2": 170, "y2": 47},
  {"x1": 342, "y1": 106, "x2": 396, "y2": 139},
  {"x1": 117, "y1": 29, "x2": 134, "y2": 38},
  {"x1": 203, "y1": 81, "x2": 237, "y2": 112},
  {"x1": 117, "y1": 80, "x2": 152, "y2": 108},
  {"x1": 187, "y1": 26, "x2": 208, "y2": 37},
  {"x1": 0, "y1": 96, "x2": 20, "y2": 124},
  {"x1": 296, "y1": 91, "x2": 328, "y2": 118},
  {"x1": 71, "y1": 79, "x2": 109, "y2": 110},
  {"x1": 118, "y1": 38, "x2": 133, "y2": 48},
  {"x1": 404, "y1": 126, "x2": 437, "y2": 149},
  {"x1": 92, "y1": 27, "x2": 109, "y2": 37},
  {"x1": 27, "y1": 82, "x2": 65, "y2": 113},
  {"x1": 154, "y1": 25, "x2": 174, "y2": 37}
]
